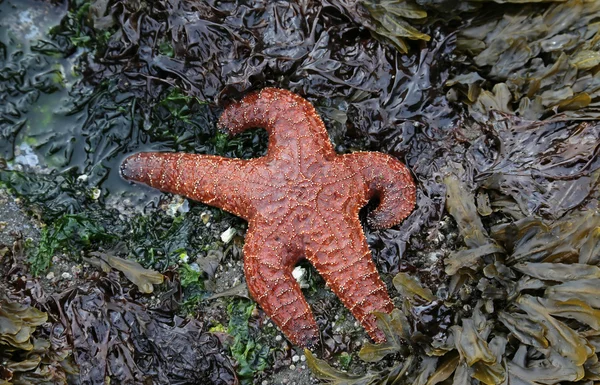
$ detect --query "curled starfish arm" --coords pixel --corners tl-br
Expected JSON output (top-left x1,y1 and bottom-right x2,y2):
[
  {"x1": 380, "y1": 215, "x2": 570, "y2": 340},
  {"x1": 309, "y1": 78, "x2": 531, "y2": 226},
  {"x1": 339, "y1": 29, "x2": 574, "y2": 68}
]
[
  {"x1": 344, "y1": 152, "x2": 416, "y2": 229},
  {"x1": 243, "y1": 221, "x2": 319, "y2": 347},
  {"x1": 307, "y1": 216, "x2": 394, "y2": 343},
  {"x1": 121, "y1": 152, "x2": 255, "y2": 219},
  {"x1": 218, "y1": 88, "x2": 335, "y2": 159}
]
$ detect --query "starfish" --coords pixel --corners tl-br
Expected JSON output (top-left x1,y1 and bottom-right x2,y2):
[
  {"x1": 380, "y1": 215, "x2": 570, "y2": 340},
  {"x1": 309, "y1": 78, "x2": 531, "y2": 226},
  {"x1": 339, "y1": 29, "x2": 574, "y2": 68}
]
[{"x1": 121, "y1": 88, "x2": 416, "y2": 347}]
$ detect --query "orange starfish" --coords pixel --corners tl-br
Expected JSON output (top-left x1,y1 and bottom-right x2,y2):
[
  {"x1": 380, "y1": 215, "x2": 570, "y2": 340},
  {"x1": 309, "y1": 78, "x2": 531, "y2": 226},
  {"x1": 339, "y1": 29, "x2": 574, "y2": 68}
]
[{"x1": 121, "y1": 88, "x2": 416, "y2": 347}]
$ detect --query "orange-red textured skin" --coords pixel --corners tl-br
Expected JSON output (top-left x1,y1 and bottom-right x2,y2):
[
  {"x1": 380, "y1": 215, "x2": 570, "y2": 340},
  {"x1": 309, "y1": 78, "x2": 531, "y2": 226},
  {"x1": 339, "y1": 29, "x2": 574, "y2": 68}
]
[{"x1": 121, "y1": 88, "x2": 416, "y2": 347}]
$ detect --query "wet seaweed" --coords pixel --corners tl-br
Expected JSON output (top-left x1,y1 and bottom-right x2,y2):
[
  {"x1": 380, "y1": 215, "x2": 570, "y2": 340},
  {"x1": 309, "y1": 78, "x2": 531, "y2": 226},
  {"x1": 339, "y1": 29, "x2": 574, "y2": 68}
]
[
  {"x1": 309, "y1": 176, "x2": 600, "y2": 384},
  {"x1": 30, "y1": 215, "x2": 112, "y2": 276},
  {"x1": 58, "y1": 277, "x2": 238, "y2": 384},
  {"x1": 449, "y1": 0, "x2": 600, "y2": 120},
  {"x1": 226, "y1": 299, "x2": 270, "y2": 383},
  {"x1": 470, "y1": 115, "x2": 600, "y2": 218},
  {"x1": 0, "y1": 292, "x2": 75, "y2": 384},
  {"x1": 84, "y1": 250, "x2": 164, "y2": 293},
  {"x1": 359, "y1": 0, "x2": 431, "y2": 53},
  {"x1": 1, "y1": 0, "x2": 600, "y2": 384}
]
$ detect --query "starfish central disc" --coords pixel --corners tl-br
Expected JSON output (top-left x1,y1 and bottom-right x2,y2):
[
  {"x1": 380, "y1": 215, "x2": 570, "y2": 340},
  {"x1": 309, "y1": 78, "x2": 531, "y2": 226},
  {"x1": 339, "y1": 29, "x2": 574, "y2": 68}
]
[{"x1": 121, "y1": 88, "x2": 416, "y2": 347}]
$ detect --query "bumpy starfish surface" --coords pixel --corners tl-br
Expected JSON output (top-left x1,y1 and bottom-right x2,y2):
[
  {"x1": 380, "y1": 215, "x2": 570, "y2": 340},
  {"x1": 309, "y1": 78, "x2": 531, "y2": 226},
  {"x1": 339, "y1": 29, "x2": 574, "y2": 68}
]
[{"x1": 121, "y1": 88, "x2": 416, "y2": 347}]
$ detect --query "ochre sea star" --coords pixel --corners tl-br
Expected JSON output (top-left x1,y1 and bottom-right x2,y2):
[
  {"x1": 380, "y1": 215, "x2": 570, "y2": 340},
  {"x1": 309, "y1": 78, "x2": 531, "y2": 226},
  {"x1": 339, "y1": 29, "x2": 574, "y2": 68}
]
[{"x1": 121, "y1": 88, "x2": 416, "y2": 346}]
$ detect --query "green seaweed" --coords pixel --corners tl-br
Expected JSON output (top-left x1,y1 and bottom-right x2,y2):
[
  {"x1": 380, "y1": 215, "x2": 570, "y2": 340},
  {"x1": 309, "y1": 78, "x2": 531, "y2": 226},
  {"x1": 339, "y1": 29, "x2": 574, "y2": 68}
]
[
  {"x1": 30, "y1": 214, "x2": 111, "y2": 276},
  {"x1": 158, "y1": 88, "x2": 206, "y2": 124},
  {"x1": 227, "y1": 299, "x2": 270, "y2": 383},
  {"x1": 126, "y1": 212, "x2": 192, "y2": 269},
  {"x1": 57, "y1": 0, "x2": 114, "y2": 50},
  {"x1": 179, "y1": 263, "x2": 204, "y2": 288},
  {"x1": 338, "y1": 352, "x2": 353, "y2": 370}
]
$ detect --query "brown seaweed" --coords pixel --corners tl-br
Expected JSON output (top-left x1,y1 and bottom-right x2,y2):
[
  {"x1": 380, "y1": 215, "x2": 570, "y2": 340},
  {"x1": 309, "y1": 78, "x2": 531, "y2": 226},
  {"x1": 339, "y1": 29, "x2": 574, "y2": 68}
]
[
  {"x1": 84, "y1": 251, "x2": 164, "y2": 293},
  {"x1": 0, "y1": 296, "x2": 74, "y2": 384},
  {"x1": 1, "y1": 0, "x2": 599, "y2": 384},
  {"x1": 450, "y1": 0, "x2": 600, "y2": 120}
]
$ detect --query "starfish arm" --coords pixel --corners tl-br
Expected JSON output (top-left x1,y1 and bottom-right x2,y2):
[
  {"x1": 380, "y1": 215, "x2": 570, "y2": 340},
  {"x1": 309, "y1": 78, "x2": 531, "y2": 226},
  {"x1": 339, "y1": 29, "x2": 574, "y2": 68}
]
[
  {"x1": 306, "y1": 216, "x2": 393, "y2": 343},
  {"x1": 344, "y1": 152, "x2": 416, "y2": 229},
  {"x1": 121, "y1": 152, "x2": 255, "y2": 219},
  {"x1": 243, "y1": 221, "x2": 319, "y2": 347},
  {"x1": 218, "y1": 88, "x2": 336, "y2": 160}
]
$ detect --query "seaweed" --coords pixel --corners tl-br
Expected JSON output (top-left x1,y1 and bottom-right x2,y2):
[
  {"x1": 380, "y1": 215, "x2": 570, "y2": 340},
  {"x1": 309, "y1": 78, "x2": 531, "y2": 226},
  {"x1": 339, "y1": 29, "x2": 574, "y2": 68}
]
[
  {"x1": 1, "y1": 0, "x2": 600, "y2": 384},
  {"x1": 179, "y1": 262, "x2": 204, "y2": 288},
  {"x1": 309, "y1": 177, "x2": 600, "y2": 384},
  {"x1": 0, "y1": 296, "x2": 75, "y2": 384},
  {"x1": 392, "y1": 272, "x2": 436, "y2": 302},
  {"x1": 361, "y1": 0, "x2": 431, "y2": 53},
  {"x1": 226, "y1": 299, "x2": 270, "y2": 383},
  {"x1": 29, "y1": 215, "x2": 111, "y2": 276},
  {"x1": 84, "y1": 251, "x2": 164, "y2": 293},
  {"x1": 54, "y1": 274, "x2": 238, "y2": 384},
  {"x1": 469, "y1": 115, "x2": 600, "y2": 218},
  {"x1": 443, "y1": 171, "x2": 504, "y2": 274},
  {"x1": 305, "y1": 349, "x2": 415, "y2": 385},
  {"x1": 491, "y1": 210, "x2": 600, "y2": 263},
  {"x1": 358, "y1": 309, "x2": 411, "y2": 362},
  {"x1": 449, "y1": 0, "x2": 600, "y2": 120}
]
